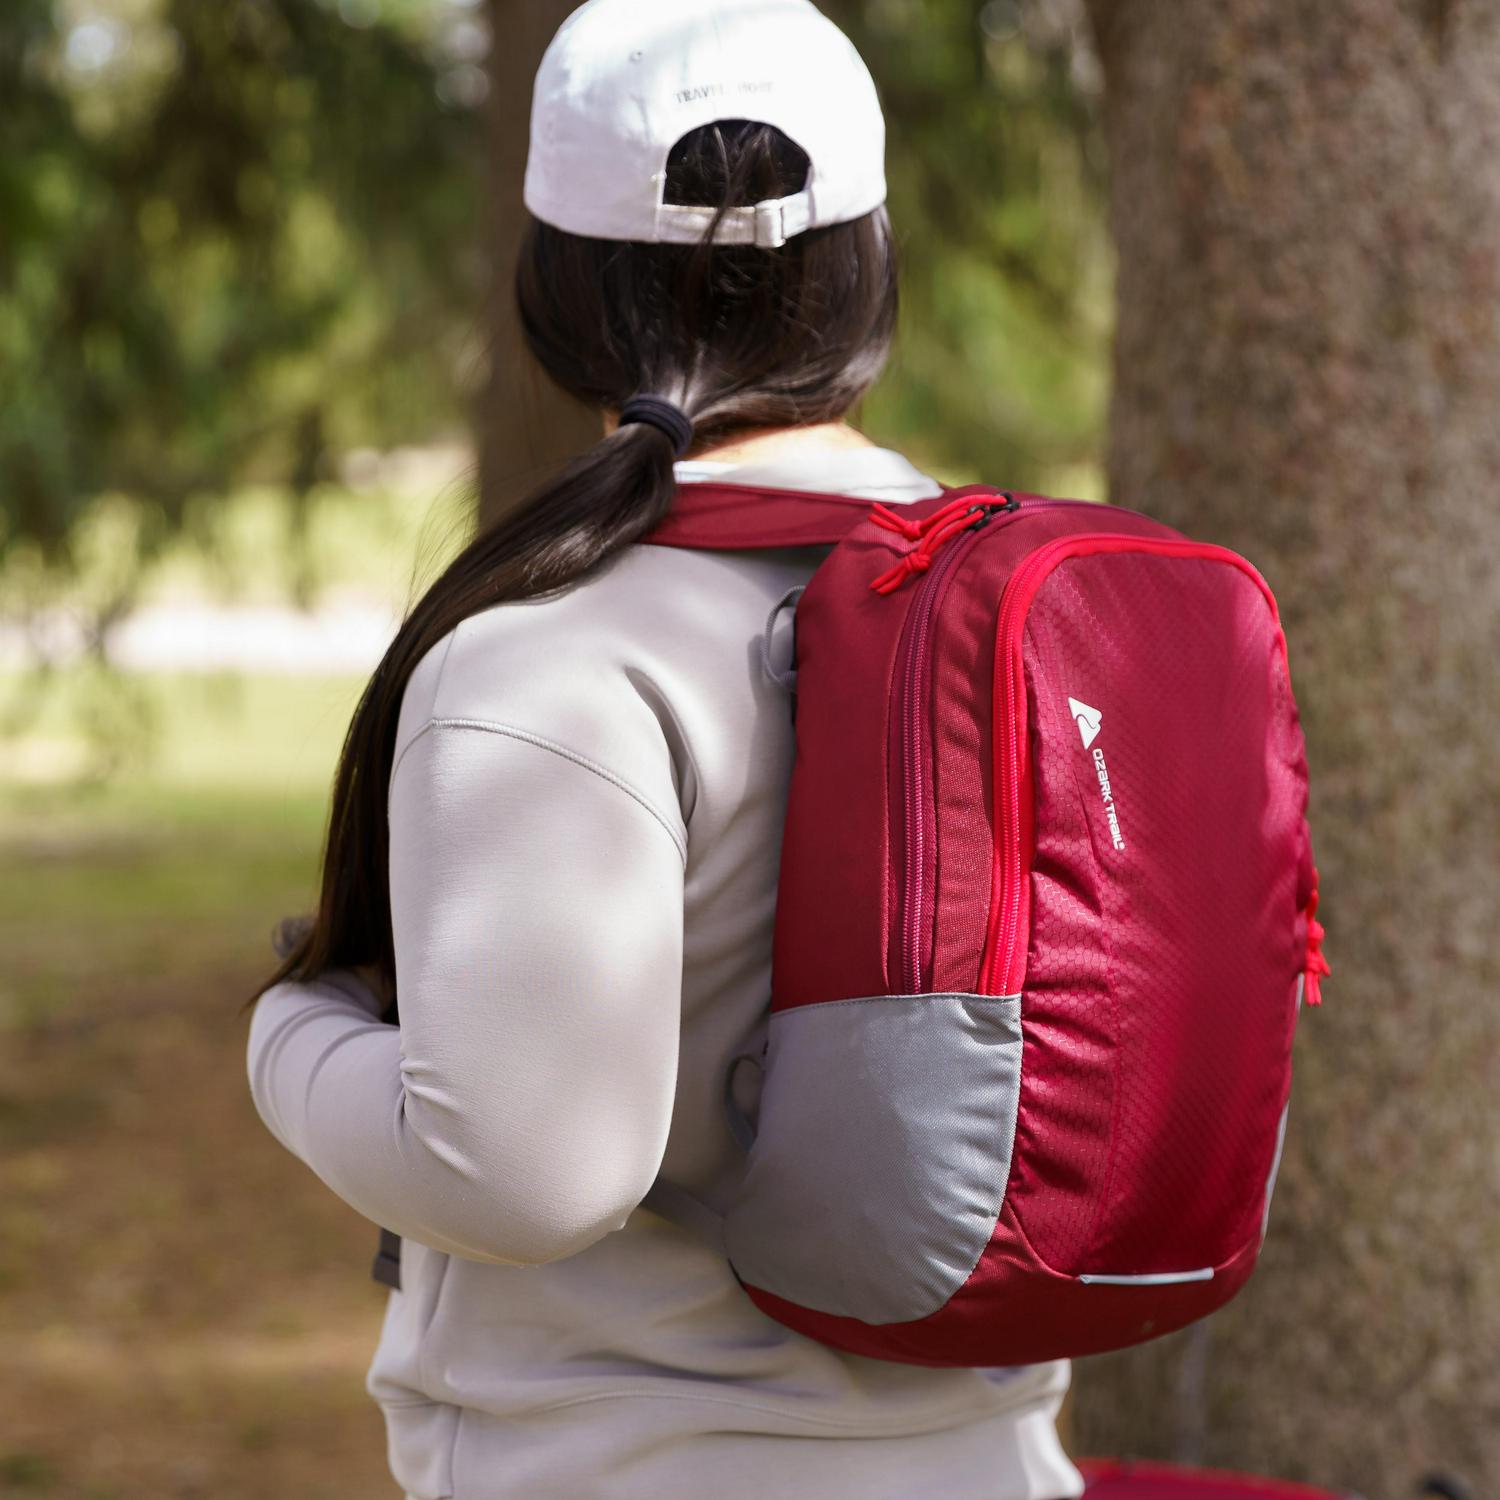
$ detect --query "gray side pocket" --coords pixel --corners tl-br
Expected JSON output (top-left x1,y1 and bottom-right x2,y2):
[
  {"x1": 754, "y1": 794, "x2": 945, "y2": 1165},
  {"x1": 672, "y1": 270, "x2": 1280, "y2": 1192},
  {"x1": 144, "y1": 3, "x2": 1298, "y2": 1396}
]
[{"x1": 723, "y1": 992, "x2": 1022, "y2": 1325}]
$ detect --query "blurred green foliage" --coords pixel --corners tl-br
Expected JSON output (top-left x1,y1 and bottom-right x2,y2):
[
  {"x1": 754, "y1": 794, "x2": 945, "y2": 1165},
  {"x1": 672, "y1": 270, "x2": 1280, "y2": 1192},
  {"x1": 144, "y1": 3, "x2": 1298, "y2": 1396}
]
[
  {"x1": 0, "y1": 0, "x2": 1107, "y2": 569},
  {"x1": 0, "y1": 0, "x2": 485, "y2": 567},
  {"x1": 841, "y1": 0, "x2": 1110, "y2": 490}
]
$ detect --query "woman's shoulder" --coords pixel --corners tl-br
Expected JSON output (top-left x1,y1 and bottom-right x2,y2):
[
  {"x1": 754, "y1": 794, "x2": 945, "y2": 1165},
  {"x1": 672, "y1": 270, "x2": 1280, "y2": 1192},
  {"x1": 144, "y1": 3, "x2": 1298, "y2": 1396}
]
[{"x1": 391, "y1": 540, "x2": 816, "y2": 796}]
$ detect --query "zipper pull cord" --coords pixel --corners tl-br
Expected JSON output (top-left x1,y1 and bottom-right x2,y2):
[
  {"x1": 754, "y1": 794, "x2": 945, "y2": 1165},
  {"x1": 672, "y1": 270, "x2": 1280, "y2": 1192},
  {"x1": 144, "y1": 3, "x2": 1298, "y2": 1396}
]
[
  {"x1": 1303, "y1": 876, "x2": 1330, "y2": 1006},
  {"x1": 871, "y1": 492, "x2": 1013, "y2": 544},
  {"x1": 870, "y1": 508, "x2": 973, "y2": 594},
  {"x1": 869, "y1": 501, "x2": 1014, "y2": 596},
  {"x1": 869, "y1": 494, "x2": 977, "y2": 540},
  {"x1": 869, "y1": 503, "x2": 927, "y2": 541}
]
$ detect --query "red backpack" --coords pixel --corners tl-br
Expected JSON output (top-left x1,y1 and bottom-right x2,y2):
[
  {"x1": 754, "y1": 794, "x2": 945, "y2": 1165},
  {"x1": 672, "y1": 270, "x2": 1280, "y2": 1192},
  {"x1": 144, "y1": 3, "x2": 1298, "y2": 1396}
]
[{"x1": 641, "y1": 481, "x2": 1329, "y2": 1368}]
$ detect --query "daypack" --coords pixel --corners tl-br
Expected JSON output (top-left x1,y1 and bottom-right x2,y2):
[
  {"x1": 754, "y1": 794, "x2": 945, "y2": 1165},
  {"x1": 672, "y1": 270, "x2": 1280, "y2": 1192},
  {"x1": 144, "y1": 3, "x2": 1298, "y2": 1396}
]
[{"x1": 638, "y1": 480, "x2": 1329, "y2": 1368}]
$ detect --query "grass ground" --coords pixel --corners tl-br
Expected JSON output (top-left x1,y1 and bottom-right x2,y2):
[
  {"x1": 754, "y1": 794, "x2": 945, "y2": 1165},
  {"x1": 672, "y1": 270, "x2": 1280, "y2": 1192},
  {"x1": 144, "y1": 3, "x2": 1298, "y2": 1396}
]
[{"x1": 0, "y1": 670, "x2": 399, "y2": 1499}]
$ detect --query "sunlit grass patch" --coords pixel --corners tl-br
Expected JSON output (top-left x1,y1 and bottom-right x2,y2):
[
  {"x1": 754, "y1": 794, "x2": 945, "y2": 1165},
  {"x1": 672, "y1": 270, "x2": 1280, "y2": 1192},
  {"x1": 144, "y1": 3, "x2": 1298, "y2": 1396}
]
[{"x1": 0, "y1": 671, "x2": 361, "y2": 1027}]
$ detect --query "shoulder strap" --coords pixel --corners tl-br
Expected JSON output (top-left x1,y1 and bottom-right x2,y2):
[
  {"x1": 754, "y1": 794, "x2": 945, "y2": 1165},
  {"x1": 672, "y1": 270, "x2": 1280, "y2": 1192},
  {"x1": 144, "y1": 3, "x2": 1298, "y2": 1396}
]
[
  {"x1": 641, "y1": 480, "x2": 1016, "y2": 552},
  {"x1": 641, "y1": 481, "x2": 878, "y2": 551}
]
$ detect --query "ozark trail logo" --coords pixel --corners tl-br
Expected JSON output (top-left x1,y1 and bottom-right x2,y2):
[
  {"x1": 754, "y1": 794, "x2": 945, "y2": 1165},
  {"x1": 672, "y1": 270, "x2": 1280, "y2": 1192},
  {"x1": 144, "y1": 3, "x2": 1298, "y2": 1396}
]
[
  {"x1": 1067, "y1": 695, "x2": 1126, "y2": 851},
  {"x1": 1068, "y1": 696, "x2": 1102, "y2": 750}
]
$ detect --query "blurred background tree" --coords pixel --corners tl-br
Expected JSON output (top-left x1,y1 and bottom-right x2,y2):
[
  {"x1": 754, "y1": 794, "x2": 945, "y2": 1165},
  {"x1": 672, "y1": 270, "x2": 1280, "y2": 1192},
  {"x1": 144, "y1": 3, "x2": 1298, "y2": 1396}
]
[
  {"x1": 1072, "y1": 2, "x2": 1499, "y2": 1492},
  {"x1": 477, "y1": 0, "x2": 596, "y2": 525}
]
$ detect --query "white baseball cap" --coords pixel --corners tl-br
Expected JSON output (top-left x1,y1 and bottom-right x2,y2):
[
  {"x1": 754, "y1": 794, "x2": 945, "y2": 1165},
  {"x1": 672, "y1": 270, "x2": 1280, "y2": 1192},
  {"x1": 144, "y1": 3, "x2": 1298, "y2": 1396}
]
[{"x1": 523, "y1": 0, "x2": 887, "y2": 250}]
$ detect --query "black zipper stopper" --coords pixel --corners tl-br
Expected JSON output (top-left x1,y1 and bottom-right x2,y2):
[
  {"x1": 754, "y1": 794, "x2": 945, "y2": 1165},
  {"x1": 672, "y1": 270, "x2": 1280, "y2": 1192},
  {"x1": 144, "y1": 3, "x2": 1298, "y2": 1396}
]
[{"x1": 965, "y1": 494, "x2": 1019, "y2": 531}]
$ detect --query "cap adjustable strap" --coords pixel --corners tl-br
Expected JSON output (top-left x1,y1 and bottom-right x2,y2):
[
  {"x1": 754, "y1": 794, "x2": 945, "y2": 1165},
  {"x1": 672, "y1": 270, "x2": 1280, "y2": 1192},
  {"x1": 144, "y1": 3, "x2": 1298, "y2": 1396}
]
[{"x1": 655, "y1": 189, "x2": 816, "y2": 249}]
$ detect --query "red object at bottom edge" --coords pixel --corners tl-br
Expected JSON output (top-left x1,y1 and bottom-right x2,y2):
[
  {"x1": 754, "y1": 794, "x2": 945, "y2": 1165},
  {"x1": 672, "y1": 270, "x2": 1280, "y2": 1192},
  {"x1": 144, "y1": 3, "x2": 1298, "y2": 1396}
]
[{"x1": 1078, "y1": 1459, "x2": 1359, "y2": 1499}]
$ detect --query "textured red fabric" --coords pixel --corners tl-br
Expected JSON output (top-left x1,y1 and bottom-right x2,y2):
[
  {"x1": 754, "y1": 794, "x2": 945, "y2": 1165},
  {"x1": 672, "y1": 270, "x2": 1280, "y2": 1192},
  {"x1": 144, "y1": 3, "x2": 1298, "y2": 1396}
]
[
  {"x1": 1002, "y1": 541, "x2": 1304, "y2": 1277},
  {"x1": 642, "y1": 480, "x2": 873, "y2": 549},
  {"x1": 925, "y1": 504, "x2": 1170, "y2": 993},
  {"x1": 769, "y1": 496, "x2": 948, "y2": 1007}
]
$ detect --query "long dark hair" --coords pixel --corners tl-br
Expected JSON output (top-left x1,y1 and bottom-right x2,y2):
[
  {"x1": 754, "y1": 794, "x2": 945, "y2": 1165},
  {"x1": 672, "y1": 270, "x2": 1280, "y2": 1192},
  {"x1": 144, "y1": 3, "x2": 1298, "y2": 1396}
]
[{"x1": 260, "y1": 120, "x2": 899, "y2": 1008}]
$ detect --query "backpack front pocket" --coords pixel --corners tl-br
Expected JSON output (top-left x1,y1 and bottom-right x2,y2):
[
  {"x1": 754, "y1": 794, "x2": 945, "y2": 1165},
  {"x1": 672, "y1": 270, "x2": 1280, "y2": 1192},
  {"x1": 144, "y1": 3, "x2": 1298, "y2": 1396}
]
[{"x1": 985, "y1": 537, "x2": 1306, "y2": 1281}]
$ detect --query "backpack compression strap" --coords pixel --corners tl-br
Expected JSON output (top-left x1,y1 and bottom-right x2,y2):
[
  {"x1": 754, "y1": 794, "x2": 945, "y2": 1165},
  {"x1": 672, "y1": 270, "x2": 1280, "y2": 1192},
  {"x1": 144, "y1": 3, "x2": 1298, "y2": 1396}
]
[{"x1": 641, "y1": 480, "x2": 875, "y2": 551}]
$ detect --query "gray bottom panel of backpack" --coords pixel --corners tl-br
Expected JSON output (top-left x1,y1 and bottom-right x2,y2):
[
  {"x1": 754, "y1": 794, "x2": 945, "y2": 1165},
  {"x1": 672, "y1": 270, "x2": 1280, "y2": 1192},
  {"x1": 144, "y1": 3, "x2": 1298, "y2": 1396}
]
[{"x1": 723, "y1": 991, "x2": 1022, "y2": 1325}]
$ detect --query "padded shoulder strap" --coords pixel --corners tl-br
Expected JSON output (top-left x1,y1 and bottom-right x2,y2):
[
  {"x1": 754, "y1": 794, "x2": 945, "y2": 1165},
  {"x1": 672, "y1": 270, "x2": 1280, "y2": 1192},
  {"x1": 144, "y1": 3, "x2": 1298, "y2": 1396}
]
[{"x1": 641, "y1": 481, "x2": 877, "y2": 551}]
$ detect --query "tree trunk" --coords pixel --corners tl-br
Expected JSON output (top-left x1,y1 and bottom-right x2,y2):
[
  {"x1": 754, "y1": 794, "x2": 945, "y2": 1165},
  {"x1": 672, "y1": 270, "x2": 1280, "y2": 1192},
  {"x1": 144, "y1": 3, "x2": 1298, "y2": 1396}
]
[
  {"x1": 478, "y1": 0, "x2": 598, "y2": 528},
  {"x1": 1077, "y1": 2, "x2": 1500, "y2": 1494}
]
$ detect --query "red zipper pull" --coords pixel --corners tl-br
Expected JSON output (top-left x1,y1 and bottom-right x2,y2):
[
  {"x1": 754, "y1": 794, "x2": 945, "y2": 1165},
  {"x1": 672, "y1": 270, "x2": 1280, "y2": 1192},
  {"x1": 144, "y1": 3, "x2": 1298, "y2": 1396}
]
[
  {"x1": 869, "y1": 502, "x2": 1011, "y2": 595},
  {"x1": 915, "y1": 496, "x2": 990, "y2": 536},
  {"x1": 1303, "y1": 878, "x2": 1330, "y2": 1006},
  {"x1": 871, "y1": 549, "x2": 935, "y2": 595},
  {"x1": 869, "y1": 503, "x2": 925, "y2": 541}
]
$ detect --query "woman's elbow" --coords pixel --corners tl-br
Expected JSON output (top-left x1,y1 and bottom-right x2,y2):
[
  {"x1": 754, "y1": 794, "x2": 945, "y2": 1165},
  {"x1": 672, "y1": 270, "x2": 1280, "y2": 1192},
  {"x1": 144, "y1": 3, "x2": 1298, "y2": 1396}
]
[
  {"x1": 438, "y1": 1180, "x2": 646, "y2": 1268},
  {"x1": 402, "y1": 1120, "x2": 660, "y2": 1268}
]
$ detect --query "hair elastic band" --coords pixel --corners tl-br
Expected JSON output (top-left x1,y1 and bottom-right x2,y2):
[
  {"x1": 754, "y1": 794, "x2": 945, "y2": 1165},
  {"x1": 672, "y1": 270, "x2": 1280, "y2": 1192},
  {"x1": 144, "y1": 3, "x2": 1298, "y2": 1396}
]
[{"x1": 619, "y1": 395, "x2": 695, "y2": 457}]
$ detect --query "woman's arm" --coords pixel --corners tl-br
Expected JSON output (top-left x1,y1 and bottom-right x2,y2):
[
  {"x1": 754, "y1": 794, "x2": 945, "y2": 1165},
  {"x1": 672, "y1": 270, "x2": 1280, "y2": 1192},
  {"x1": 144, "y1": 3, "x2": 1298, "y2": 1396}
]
[{"x1": 247, "y1": 694, "x2": 688, "y2": 1267}]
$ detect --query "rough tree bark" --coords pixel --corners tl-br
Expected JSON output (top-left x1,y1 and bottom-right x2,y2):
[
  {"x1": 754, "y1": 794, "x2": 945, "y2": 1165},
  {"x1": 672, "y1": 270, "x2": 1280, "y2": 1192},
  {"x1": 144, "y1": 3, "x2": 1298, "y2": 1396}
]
[
  {"x1": 478, "y1": 0, "x2": 598, "y2": 528},
  {"x1": 1076, "y1": 3, "x2": 1500, "y2": 1494}
]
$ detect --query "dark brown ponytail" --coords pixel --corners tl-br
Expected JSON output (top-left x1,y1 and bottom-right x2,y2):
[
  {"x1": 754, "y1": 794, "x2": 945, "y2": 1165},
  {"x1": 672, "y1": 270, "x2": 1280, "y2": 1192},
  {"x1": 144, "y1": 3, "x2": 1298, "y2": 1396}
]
[{"x1": 258, "y1": 120, "x2": 899, "y2": 1006}]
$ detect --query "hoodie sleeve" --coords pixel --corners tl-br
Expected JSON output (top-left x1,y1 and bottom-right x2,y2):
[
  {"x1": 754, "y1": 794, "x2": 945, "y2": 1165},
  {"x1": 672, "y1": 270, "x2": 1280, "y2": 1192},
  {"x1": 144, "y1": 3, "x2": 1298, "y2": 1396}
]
[{"x1": 247, "y1": 619, "x2": 688, "y2": 1267}]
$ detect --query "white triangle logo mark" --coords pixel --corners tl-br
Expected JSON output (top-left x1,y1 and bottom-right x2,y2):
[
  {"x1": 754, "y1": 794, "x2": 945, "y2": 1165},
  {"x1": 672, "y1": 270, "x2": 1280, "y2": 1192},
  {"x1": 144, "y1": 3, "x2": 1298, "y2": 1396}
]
[{"x1": 1069, "y1": 697, "x2": 1103, "y2": 750}]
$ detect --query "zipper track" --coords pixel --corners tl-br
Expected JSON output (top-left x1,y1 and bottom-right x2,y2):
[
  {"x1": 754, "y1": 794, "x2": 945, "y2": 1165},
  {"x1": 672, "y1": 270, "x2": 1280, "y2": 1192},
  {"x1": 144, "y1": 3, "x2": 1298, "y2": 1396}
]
[
  {"x1": 977, "y1": 533, "x2": 1283, "y2": 995},
  {"x1": 892, "y1": 527, "x2": 986, "y2": 994}
]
